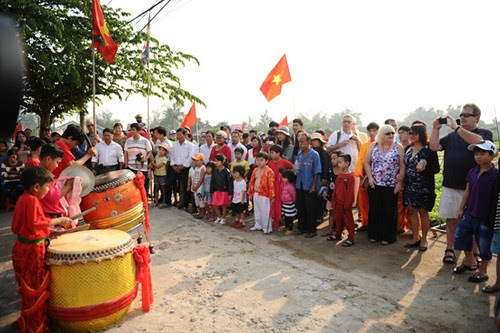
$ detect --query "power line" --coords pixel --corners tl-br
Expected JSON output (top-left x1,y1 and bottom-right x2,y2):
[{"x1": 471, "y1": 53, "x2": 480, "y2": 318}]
[
  {"x1": 139, "y1": 0, "x2": 173, "y2": 32},
  {"x1": 127, "y1": 0, "x2": 166, "y2": 24}
]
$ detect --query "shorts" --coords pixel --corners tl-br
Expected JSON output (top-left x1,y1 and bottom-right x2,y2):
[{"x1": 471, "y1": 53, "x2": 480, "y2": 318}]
[
  {"x1": 154, "y1": 175, "x2": 167, "y2": 186},
  {"x1": 454, "y1": 212, "x2": 493, "y2": 260},
  {"x1": 212, "y1": 191, "x2": 230, "y2": 207},
  {"x1": 203, "y1": 192, "x2": 213, "y2": 205},
  {"x1": 438, "y1": 187, "x2": 465, "y2": 219},
  {"x1": 231, "y1": 202, "x2": 247, "y2": 214},
  {"x1": 491, "y1": 232, "x2": 500, "y2": 255},
  {"x1": 194, "y1": 191, "x2": 205, "y2": 208}
]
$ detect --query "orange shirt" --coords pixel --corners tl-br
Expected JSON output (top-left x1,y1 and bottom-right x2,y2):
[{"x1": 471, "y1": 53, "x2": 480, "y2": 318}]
[
  {"x1": 11, "y1": 193, "x2": 51, "y2": 240},
  {"x1": 354, "y1": 139, "x2": 374, "y2": 177},
  {"x1": 248, "y1": 166, "x2": 275, "y2": 199},
  {"x1": 53, "y1": 140, "x2": 75, "y2": 178}
]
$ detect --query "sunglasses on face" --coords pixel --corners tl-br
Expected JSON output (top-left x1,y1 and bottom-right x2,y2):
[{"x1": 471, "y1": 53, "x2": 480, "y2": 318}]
[
  {"x1": 459, "y1": 113, "x2": 476, "y2": 118},
  {"x1": 385, "y1": 132, "x2": 395, "y2": 136}
]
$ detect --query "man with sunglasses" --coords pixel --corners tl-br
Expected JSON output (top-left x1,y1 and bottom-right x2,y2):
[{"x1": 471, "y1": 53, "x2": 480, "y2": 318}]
[{"x1": 430, "y1": 104, "x2": 493, "y2": 265}]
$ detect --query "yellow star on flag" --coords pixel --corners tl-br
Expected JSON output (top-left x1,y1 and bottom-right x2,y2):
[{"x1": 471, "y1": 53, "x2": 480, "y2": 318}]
[
  {"x1": 100, "y1": 22, "x2": 110, "y2": 36},
  {"x1": 272, "y1": 74, "x2": 282, "y2": 86}
]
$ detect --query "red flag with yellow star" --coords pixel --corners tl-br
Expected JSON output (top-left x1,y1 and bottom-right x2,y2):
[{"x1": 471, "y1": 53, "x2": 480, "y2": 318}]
[
  {"x1": 260, "y1": 54, "x2": 291, "y2": 102},
  {"x1": 92, "y1": 0, "x2": 118, "y2": 63}
]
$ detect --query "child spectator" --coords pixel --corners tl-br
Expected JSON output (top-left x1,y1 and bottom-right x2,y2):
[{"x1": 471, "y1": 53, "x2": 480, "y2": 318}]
[
  {"x1": 151, "y1": 143, "x2": 169, "y2": 208},
  {"x1": 26, "y1": 137, "x2": 45, "y2": 167},
  {"x1": 268, "y1": 145, "x2": 294, "y2": 230},
  {"x1": 203, "y1": 162, "x2": 215, "y2": 221},
  {"x1": 295, "y1": 134, "x2": 322, "y2": 238},
  {"x1": 11, "y1": 167, "x2": 71, "y2": 332},
  {"x1": 190, "y1": 153, "x2": 206, "y2": 219},
  {"x1": 230, "y1": 147, "x2": 250, "y2": 180},
  {"x1": 324, "y1": 151, "x2": 341, "y2": 239},
  {"x1": 485, "y1": 159, "x2": 500, "y2": 294},
  {"x1": 454, "y1": 140, "x2": 498, "y2": 283},
  {"x1": 231, "y1": 165, "x2": 247, "y2": 229},
  {"x1": 268, "y1": 145, "x2": 294, "y2": 176},
  {"x1": 331, "y1": 154, "x2": 356, "y2": 247},
  {"x1": 1, "y1": 149, "x2": 25, "y2": 205},
  {"x1": 281, "y1": 170, "x2": 297, "y2": 236},
  {"x1": 0, "y1": 140, "x2": 8, "y2": 166},
  {"x1": 311, "y1": 133, "x2": 330, "y2": 223},
  {"x1": 248, "y1": 152, "x2": 275, "y2": 233},
  {"x1": 211, "y1": 154, "x2": 233, "y2": 225}
]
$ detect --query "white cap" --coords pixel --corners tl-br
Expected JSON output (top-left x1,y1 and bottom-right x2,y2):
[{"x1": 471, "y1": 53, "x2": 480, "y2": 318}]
[{"x1": 467, "y1": 140, "x2": 497, "y2": 154}]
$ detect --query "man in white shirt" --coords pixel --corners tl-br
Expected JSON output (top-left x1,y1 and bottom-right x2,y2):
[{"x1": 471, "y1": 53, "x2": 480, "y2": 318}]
[
  {"x1": 199, "y1": 131, "x2": 215, "y2": 164},
  {"x1": 228, "y1": 130, "x2": 247, "y2": 162},
  {"x1": 91, "y1": 128, "x2": 124, "y2": 175},
  {"x1": 166, "y1": 128, "x2": 195, "y2": 209},
  {"x1": 326, "y1": 114, "x2": 361, "y2": 172},
  {"x1": 153, "y1": 126, "x2": 172, "y2": 154},
  {"x1": 124, "y1": 123, "x2": 153, "y2": 191}
]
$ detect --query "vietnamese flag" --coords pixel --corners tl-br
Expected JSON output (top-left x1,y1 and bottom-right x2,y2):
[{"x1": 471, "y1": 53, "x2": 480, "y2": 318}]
[
  {"x1": 260, "y1": 54, "x2": 291, "y2": 102},
  {"x1": 279, "y1": 116, "x2": 288, "y2": 127},
  {"x1": 12, "y1": 123, "x2": 22, "y2": 141},
  {"x1": 181, "y1": 103, "x2": 197, "y2": 130},
  {"x1": 92, "y1": 0, "x2": 118, "y2": 63}
]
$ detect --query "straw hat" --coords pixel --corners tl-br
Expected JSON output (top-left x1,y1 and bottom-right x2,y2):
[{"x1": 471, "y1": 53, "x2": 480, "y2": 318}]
[{"x1": 310, "y1": 132, "x2": 326, "y2": 143}]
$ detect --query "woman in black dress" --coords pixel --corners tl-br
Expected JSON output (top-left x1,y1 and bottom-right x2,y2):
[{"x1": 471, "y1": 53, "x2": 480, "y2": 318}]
[{"x1": 403, "y1": 124, "x2": 439, "y2": 251}]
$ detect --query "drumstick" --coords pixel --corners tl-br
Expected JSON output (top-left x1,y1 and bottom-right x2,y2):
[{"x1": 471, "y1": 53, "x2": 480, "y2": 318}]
[
  {"x1": 69, "y1": 207, "x2": 96, "y2": 220},
  {"x1": 83, "y1": 133, "x2": 93, "y2": 148}
]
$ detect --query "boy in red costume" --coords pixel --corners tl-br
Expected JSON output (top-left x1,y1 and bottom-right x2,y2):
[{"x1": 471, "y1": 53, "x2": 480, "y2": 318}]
[
  {"x1": 332, "y1": 154, "x2": 356, "y2": 247},
  {"x1": 11, "y1": 167, "x2": 71, "y2": 332}
]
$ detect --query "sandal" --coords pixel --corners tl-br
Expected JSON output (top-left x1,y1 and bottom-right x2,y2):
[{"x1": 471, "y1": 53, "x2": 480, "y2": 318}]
[
  {"x1": 468, "y1": 273, "x2": 488, "y2": 283},
  {"x1": 404, "y1": 239, "x2": 421, "y2": 248},
  {"x1": 342, "y1": 239, "x2": 354, "y2": 247},
  {"x1": 326, "y1": 235, "x2": 342, "y2": 241},
  {"x1": 370, "y1": 239, "x2": 378, "y2": 243},
  {"x1": 453, "y1": 264, "x2": 478, "y2": 274},
  {"x1": 321, "y1": 231, "x2": 333, "y2": 237},
  {"x1": 443, "y1": 249, "x2": 456, "y2": 264},
  {"x1": 482, "y1": 285, "x2": 500, "y2": 293},
  {"x1": 418, "y1": 246, "x2": 428, "y2": 252},
  {"x1": 473, "y1": 253, "x2": 482, "y2": 267}
]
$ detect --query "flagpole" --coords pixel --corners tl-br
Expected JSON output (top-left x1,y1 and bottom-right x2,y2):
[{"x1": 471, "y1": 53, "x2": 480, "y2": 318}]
[
  {"x1": 92, "y1": 27, "x2": 97, "y2": 128},
  {"x1": 494, "y1": 104, "x2": 500, "y2": 143},
  {"x1": 146, "y1": 11, "x2": 151, "y2": 135}
]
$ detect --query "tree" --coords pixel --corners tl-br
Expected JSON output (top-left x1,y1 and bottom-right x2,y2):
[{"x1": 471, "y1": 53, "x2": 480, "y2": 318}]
[
  {"x1": 96, "y1": 110, "x2": 120, "y2": 129},
  {"x1": 2, "y1": 1, "x2": 204, "y2": 129},
  {"x1": 256, "y1": 110, "x2": 272, "y2": 132},
  {"x1": 156, "y1": 103, "x2": 184, "y2": 130}
]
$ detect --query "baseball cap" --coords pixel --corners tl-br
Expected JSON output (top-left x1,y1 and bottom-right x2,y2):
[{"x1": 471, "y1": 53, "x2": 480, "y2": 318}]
[
  {"x1": 467, "y1": 140, "x2": 497, "y2": 154},
  {"x1": 169, "y1": 130, "x2": 176, "y2": 135},
  {"x1": 192, "y1": 152, "x2": 205, "y2": 161},
  {"x1": 215, "y1": 130, "x2": 228, "y2": 139}
]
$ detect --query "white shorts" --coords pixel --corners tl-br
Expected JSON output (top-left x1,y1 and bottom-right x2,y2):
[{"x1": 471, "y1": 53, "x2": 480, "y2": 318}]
[
  {"x1": 194, "y1": 191, "x2": 205, "y2": 208},
  {"x1": 438, "y1": 186, "x2": 465, "y2": 219}
]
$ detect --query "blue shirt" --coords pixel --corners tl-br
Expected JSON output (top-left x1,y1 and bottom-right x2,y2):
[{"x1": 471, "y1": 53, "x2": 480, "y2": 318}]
[
  {"x1": 465, "y1": 164, "x2": 499, "y2": 220},
  {"x1": 295, "y1": 148, "x2": 322, "y2": 191}
]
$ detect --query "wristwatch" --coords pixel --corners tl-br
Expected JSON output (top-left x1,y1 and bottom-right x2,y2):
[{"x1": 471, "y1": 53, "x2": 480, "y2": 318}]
[{"x1": 454, "y1": 125, "x2": 461, "y2": 133}]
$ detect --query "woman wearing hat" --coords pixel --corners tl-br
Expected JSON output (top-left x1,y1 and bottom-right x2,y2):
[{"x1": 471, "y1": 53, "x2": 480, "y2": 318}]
[
  {"x1": 209, "y1": 131, "x2": 232, "y2": 163},
  {"x1": 276, "y1": 126, "x2": 294, "y2": 162}
]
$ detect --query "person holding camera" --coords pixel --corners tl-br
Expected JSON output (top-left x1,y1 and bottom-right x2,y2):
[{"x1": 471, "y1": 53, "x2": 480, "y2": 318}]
[
  {"x1": 429, "y1": 103, "x2": 493, "y2": 265},
  {"x1": 326, "y1": 114, "x2": 361, "y2": 173},
  {"x1": 124, "y1": 123, "x2": 152, "y2": 192}
]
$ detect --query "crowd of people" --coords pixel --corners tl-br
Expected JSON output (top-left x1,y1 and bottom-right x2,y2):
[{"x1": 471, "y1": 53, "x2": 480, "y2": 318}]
[{"x1": 4, "y1": 104, "x2": 500, "y2": 330}]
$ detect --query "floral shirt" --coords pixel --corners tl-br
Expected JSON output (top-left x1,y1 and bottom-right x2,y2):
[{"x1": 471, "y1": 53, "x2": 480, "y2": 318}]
[{"x1": 370, "y1": 143, "x2": 399, "y2": 187}]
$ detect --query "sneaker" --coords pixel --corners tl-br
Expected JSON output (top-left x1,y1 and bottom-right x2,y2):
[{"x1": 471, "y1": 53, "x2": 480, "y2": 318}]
[
  {"x1": 285, "y1": 230, "x2": 293, "y2": 236},
  {"x1": 250, "y1": 226, "x2": 260, "y2": 231},
  {"x1": 219, "y1": 219, "x2": 226, "y2": 225},
  {"x1": 263, "y1": 229, "x2": 272, "y2": 234},
  {"x1": 214, "y1": 218, "x2": 221, "y2": 224}
]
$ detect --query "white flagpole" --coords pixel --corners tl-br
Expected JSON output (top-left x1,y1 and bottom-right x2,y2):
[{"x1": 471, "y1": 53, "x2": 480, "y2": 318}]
[{"x1": 92, "y1": 29, "x2": 97, "y2": 128}]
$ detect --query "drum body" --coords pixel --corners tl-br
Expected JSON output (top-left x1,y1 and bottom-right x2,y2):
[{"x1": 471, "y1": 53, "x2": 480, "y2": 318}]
[
  {"x1": 46, "y1": 230, "x2": 137, "y2": 332},
  {"x1": 80, "y1": 170, "x2": 143, "y2": 231}
]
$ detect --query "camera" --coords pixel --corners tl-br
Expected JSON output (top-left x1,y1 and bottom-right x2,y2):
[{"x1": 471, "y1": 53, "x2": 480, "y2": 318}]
[
  {"x1": 135, "y1": 153, "x2": 144, "y2": 162},
  {"x1": 438, "y1": 117, "x2": 448, "y2": 125}
]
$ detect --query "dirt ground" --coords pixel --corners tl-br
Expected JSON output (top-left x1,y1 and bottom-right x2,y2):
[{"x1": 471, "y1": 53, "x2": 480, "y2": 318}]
[{"x1": 0, "y1": 207, "x2": 497, "y2": 332}]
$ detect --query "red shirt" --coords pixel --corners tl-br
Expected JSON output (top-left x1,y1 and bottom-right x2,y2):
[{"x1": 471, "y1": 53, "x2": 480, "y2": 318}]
[
  {"x1": 267, "y1": 158, "x2": 294, "y2": 177},
  {"x1": 53, "y1": 140, "x2": 75, "y2": 178},
  {"x1": 210, "y1": 145, "x2": 232, "y2": 163},
  {"x1": 25, "y1": 157, "x2": 40, "y2": 167},
  {"x1": 39, "y1": 181, "x2": 65, "y2": 216},
  {"x1": 332, "y1": 172, "x2": 355, "y2": 208},
  {"x1": 11, "y1": 193, "x2": 51, "y2": 240}
]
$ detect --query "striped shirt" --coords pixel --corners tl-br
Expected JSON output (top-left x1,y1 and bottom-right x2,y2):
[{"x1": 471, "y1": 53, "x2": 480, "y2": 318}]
[
  {"x1": 1, "y1": 160, "x2": 24, "y2": 183},
  {"x1": 124, "y1": 136, "x2": 152, "y2": 172}
]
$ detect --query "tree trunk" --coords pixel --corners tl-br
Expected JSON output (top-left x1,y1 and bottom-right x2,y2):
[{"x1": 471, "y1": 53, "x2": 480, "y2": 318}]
[
  {"x1": 39, "y1": 112, "x2": 51, "y2": 131},
  {"x1": 79, "y1": 110, "x2": 85, "y2": 129}
]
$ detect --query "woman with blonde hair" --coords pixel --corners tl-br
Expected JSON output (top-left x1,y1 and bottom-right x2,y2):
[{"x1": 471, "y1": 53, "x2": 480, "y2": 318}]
[{"x1": 364, "y1": 125, "x2": 405, "y2": 244}]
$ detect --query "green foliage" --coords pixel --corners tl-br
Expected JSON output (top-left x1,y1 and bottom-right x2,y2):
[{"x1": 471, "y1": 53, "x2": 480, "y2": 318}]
[
  {"x1": 2, "y1": 0, "x2": 204, "y2": 128},
  {"x1": 96, "y1": 110, "x2": 120, "y2": 129}
]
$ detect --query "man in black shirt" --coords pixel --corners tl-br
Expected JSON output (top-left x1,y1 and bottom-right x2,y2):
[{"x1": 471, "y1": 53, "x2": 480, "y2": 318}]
[{"x1": 430, "y1": 103, "x2": 492, "y2": 264}]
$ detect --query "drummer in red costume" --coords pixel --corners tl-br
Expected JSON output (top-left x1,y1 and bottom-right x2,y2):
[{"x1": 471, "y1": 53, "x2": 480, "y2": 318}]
[
  {"x1": 11, "y1": 167, "x2": 71, "y2": 332},
  {"x1": 52, "y1": 125, "x2": 96, "y2": 178}
]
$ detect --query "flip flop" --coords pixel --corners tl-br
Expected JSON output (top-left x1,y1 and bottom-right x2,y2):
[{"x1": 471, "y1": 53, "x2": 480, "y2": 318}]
[
  {"x1": 342, "y1": 239, "x2": 354, "y2": 247},
  {"x1": 453, "y1": 264, "x2": 478, "y2": 274},
  {"x1": 482, "y1": 285, "x2": 500, "y2": 293},
  {"x1": 443, "y1": 249, "x2": 456, "y2": 264},
  {"x1": 418, "y1": 246, "x2": 427, "y2": 252},
  {"x1": 326, "y1": 235, "x2": 341, "y2": 241},
  {"x1": 468, "y1": 273, "x2": 488, "y2": 283}
]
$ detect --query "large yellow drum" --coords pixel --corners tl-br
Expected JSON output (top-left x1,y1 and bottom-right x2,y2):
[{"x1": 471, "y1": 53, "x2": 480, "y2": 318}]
[
  {"x1": 46, "y1": 230, "x2": 137, "y2": 332},
  {"x1": 80, "y1": 170, "x2": 144, "y2": 232}
]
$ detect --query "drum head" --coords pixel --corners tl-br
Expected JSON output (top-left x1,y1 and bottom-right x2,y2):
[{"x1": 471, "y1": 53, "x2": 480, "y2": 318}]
[
  {"x1": 46, "y1": 230, "x2": 134, "y2": 265},
  {"x1": 94, "y1": 169, "x2": 135, "y2": 187}
]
